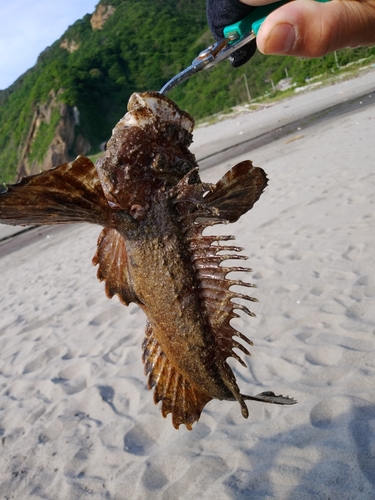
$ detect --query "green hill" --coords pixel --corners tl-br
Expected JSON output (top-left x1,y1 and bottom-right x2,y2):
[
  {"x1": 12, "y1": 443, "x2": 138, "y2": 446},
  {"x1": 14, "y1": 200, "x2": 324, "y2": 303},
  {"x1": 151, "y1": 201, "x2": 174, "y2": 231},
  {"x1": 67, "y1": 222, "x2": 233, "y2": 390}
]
[{"x1": 1, "y1": 0, "x2": 374, "y2": 183}]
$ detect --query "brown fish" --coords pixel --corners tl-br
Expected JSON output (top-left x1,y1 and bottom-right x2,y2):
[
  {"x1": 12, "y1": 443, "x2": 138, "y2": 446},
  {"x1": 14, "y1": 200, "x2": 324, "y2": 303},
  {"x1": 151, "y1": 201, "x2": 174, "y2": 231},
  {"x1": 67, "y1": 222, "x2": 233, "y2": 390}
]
[{"x1": 0, "y1": 92, "x2": 296, "y2": 429}]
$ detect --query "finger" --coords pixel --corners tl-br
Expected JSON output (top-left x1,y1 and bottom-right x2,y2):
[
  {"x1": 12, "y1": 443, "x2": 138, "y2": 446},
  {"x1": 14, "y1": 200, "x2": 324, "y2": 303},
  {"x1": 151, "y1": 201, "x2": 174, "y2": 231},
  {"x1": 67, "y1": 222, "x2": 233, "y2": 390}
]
[{"x1": 256, "y1": 0, "x2": 375, "y2": 57}]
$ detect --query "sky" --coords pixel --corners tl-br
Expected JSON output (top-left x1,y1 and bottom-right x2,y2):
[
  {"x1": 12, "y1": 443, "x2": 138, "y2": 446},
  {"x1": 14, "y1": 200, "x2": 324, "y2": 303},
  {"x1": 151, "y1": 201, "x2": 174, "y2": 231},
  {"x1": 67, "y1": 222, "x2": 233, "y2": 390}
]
[{"x1": 0, "y1": 0, "x2": 99, "y2": 90}]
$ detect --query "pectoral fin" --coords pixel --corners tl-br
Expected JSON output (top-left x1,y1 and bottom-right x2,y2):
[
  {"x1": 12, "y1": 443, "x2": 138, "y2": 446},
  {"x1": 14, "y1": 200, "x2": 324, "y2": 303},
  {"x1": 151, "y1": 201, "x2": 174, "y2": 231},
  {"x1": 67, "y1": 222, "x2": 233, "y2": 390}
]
[
  {"x1": 142, "y1": 322, "x2": 212, "y2": 430},
  {"x1": 0, "y1": 156, "x2": 113, "y2": 227},
  {"x1": 204, "y1": 160, "x2": 268, "y2": 222}
]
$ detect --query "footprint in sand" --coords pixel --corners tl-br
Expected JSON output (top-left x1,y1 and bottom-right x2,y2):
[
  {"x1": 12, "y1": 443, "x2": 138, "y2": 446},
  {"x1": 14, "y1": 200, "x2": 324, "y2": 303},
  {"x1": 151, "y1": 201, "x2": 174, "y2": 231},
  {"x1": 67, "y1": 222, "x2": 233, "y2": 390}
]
[
  {"x1": 364, "y1": 286, "x2": 375, "y2": 297},
  {"x1": 124, "y1": 424, "x2": 156, "y2": 456},
  {"x1": 51, "y1": 375, "x2": 87, "y2": 395},
  {"x1": 310, "y1": 397, "x2": 352, "y2": 429},
  {"x1": 38, "y1": 420, "x2": 64, "y2": 443},
  {"x1": 22, "y1": 345, "x2": 66, "y2": 374},
  {"x1": 342, "y1": 243, "x2": 365, "y2": 261},
  {"x1": 61, "y1": 348, "x2": 81, "y2": 360},
  {"x1": 85, "y1": 295, "x2": 99, "y2": 307},
  {"x1": 309, "y1": 285, "x2": 327, "y2": 297},
  {"x1": 275, "y1": 249, "x2": 304, "y2": 264},
  {"x1": 164, "y1": 454, "x2": 230, "y2": 498},
  {"x1": 356, "y1": 275, "x2": 374, "y2": 286},
  {"x1": 58, "y1": 362, "x2": 89, "y2": 381},
  {"x1": 252, "y1": 269, "x2": 282, "y2": 280},
  {"x1": 305, "y1": 345, "x2": 343, "y2": 366},
  {"x1": 51, "y1": 362, "x2": 90, "y2": 395},
  {"x1": 142, "y1": 462, "x2": 168, "y2": 491},
  {"x1": 26, "y1": 404, "x2": 46, "y2": 425},
  {"x1": 350, "y1": 287, "x2": 363, "y2": 302},
  {"x1": 275, "y1": 284, "x2": 300, "y2": 294},
  {"x1": 89, "y1": 306, "x2": 124, "y2": 326},
  {"x1": 18, "y1": 317, "x2": 53, "y2": 335},
  {"x1": 63, "y1": 446, "x2": 91, "y2": 478},
  {"x1": 355, "y1": 275, "x2": 375, "y2": 298},
  {"x1": 345, "y1": 302, "x2": 367, "y2": 320}
]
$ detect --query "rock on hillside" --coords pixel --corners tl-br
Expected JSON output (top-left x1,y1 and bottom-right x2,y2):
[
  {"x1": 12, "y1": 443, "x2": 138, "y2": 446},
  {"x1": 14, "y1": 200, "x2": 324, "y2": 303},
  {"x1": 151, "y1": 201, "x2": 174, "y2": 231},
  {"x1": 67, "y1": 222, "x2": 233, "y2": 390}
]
[{"x1": 16, "y1": 90, "x2": 90, "y2": 180}]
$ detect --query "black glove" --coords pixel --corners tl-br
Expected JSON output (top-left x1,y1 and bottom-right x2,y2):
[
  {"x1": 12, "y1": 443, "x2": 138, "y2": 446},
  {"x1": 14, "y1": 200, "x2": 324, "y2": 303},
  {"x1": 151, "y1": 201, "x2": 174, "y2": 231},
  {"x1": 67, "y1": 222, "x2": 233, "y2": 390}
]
[{"x1": 206, "y1": 0, "x2": 257, "y2": 67}]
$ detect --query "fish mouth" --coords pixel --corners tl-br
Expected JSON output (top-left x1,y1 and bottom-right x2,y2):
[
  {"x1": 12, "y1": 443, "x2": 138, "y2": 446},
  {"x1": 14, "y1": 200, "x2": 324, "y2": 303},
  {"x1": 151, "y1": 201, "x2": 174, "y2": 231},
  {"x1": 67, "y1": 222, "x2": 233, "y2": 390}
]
[{"x1": 120, "y1": 91, "x2": 194, "y2": 134}]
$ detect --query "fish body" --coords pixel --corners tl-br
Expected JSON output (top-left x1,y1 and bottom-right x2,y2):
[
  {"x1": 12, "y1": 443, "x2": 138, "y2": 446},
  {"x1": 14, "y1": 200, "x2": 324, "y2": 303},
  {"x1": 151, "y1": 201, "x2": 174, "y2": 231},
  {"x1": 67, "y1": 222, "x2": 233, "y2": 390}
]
[{"x1": 0, "y1": 92, "x2": 296, "y2": 429}]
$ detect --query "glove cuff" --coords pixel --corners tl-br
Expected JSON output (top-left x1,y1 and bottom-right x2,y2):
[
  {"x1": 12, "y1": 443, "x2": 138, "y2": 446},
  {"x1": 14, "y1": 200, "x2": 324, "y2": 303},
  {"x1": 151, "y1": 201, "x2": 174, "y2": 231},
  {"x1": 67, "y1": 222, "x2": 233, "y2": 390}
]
[
  {"x1": 227, "y1": 0, "x2": 254, "y2": 16},
  {"x1": 207, "y1": 0, "x2": 253, "y2": 41},
  {"x1": 206, "y1": 0, "x2": 256, "y2": 67}
]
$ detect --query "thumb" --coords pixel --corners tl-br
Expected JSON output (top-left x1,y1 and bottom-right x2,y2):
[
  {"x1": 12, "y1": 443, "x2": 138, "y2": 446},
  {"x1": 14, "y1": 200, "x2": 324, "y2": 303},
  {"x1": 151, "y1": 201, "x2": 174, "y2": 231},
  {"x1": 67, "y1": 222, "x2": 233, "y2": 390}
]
[{"x1": 256, "y1": 0, "x2": 375, "y2": 57}]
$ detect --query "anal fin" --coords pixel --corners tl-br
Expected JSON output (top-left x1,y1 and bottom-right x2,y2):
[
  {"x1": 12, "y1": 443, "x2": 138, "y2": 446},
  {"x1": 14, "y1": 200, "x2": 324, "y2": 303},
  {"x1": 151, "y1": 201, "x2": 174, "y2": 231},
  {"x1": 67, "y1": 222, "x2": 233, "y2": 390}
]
[
  {"x1": 142, "y1": 322, "x2": 212, "y2": 430},
  {"x1": 92, "y1": 228, "x2": 138, "y2": 306}
]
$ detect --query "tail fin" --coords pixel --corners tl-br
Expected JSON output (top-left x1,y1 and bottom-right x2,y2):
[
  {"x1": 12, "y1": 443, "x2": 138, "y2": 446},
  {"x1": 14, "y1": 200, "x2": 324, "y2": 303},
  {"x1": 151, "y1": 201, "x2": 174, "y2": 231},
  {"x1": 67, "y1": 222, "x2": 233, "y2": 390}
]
[{"x1": 243, "y1": 391, "x2": 297, "y2": 405}]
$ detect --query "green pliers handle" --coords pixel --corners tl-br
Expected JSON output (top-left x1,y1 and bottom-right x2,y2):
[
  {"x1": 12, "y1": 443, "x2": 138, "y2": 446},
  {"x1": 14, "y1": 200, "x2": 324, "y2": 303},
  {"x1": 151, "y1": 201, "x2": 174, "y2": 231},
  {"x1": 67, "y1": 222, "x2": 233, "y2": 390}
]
[{"x1": 224, "y1": 0, "x2": 330, "y2": 38}]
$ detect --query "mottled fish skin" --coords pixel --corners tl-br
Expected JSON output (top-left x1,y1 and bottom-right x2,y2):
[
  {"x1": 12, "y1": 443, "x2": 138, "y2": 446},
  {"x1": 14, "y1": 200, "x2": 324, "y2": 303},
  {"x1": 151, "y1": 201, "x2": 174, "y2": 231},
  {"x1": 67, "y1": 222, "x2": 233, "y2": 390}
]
[{"x1": 0, "y1": 91, "x2": 296, "y2": 429}]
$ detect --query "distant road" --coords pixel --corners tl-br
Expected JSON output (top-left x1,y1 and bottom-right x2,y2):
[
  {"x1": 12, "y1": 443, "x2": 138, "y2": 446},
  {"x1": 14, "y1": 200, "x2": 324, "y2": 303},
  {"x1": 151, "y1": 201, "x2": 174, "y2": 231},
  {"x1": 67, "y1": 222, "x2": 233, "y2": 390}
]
[
  {"x1": 1, "y1": 68, "x2": 375, "y2": 247},
  {"x1": 191, "y1": 68, "x2": 375, "y2": 164}
]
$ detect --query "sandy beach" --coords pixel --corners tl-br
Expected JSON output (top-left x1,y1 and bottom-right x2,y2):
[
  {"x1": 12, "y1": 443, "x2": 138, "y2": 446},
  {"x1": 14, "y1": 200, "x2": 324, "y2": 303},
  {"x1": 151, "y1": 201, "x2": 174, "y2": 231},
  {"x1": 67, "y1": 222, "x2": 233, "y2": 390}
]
[{"x1": 0, "y1": 70, "x2": 374, "y2": 499}]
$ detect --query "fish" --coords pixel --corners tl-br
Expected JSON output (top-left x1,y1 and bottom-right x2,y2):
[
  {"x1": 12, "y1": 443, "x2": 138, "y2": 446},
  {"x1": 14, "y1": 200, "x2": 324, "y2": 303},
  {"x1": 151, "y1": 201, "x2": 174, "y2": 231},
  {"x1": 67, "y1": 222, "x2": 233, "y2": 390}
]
[{"x1": 0, "y1": 91, "x2": 296, "y2": 429}]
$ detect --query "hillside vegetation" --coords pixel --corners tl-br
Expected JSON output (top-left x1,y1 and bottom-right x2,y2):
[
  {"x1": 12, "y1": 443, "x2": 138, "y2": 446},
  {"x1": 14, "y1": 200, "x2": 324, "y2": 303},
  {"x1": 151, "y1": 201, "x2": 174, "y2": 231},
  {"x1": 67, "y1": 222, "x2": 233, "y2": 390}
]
[{"x1": 1, "y1": 0, "x2": 374, "y2": 183}]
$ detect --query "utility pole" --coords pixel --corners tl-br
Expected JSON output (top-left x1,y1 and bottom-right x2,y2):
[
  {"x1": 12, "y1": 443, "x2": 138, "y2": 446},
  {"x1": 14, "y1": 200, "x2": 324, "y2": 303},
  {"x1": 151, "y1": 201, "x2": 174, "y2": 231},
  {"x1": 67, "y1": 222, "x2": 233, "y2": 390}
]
[
  {"x1": 334, "y1": 51, "x2": 340, "y2": 70},
  {"x1": 243, "y1": 73, "x2": 251, "y2": 103}
]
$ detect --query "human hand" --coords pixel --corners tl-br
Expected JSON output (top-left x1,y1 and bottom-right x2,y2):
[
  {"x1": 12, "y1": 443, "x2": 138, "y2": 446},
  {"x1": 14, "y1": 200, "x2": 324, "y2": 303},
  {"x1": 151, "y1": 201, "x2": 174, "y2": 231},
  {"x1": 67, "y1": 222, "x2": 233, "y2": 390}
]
[{"x1": 240, "y1": 0, "x2": 375, "y2": 57}]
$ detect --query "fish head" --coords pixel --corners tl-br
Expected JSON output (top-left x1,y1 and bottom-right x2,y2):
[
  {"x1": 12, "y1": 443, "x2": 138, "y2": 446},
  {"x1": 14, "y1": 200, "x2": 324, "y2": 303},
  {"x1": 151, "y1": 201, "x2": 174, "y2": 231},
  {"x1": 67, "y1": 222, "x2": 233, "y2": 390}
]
[{"x1": 95, "y1": 91, "x2": 198, "y2": 220}]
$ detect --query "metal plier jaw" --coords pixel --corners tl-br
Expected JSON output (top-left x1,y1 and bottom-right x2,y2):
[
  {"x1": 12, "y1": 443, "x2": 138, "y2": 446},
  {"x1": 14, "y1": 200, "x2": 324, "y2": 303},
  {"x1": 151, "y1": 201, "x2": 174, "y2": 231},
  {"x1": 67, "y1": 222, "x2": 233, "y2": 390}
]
[{"x1": 159, "y1": 32, "x2": 255, "y2": 95}]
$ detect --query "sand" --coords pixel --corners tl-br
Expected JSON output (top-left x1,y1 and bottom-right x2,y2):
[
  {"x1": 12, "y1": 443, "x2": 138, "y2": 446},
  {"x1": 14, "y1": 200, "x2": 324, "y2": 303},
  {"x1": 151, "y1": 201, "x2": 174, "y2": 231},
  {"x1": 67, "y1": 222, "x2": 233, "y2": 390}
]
[{"x1": 0, "y1": 71, "x2": 374, "y2": 499}]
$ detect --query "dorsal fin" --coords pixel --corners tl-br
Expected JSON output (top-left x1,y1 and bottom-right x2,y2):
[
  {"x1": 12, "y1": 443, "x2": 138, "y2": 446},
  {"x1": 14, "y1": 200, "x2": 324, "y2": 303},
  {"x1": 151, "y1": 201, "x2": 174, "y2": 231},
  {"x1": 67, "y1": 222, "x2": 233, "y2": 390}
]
[
  {"x1": 142, "y1": 322, "x2": 212, "y2": 430},
  {"x1": 92, "y1": 228, "x2": 138, "y2": 306},
  {"x1": 204, "y1": 160, "x2": 268, "y2": 222},
  {"x1": 187, "y1": 222, "x2": 256, "y2": 365},
  {"x1": 0, "y1": 156, "x2": 114, "y2": 227},
  {"x1": 171, "y1": 167, "x2": 264, "y2": 414}
]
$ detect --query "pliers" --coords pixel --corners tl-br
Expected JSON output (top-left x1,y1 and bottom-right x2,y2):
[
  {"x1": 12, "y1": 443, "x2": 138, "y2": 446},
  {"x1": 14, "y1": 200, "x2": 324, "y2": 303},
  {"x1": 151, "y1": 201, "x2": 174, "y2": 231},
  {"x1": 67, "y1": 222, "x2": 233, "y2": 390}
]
[{"x1": 159, "y1": 0, "x2": 329, "y2": 95}]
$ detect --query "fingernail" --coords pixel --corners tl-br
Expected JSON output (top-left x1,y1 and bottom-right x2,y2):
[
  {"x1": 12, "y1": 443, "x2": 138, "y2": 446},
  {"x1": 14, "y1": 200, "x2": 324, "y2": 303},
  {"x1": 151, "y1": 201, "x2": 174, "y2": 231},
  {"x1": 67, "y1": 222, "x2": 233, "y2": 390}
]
[{"x1": 263, "y1": 23, "x2": 296, "y2": 54}]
